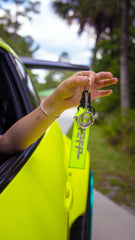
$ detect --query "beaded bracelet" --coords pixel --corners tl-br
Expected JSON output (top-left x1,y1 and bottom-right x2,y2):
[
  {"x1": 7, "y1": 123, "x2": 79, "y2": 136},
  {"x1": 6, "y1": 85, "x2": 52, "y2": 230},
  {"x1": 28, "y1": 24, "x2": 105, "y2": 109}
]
[{"x1": 40, "y1": 101, "x2": 60, "y2": 119}]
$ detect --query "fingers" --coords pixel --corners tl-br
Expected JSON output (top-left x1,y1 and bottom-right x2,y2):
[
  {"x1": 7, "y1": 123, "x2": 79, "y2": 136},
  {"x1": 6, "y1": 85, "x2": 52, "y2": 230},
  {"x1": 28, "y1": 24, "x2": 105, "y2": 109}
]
[
  {"x1": 64, "y1": 71, "x2": 118, "y2": 95},
  {"x1": 74, "y1": 71, "x2": 96, "y2": 88},
  {"x1": 74, "y1": 71, "x2": 115, "y2": 86},
  {"x1": 95, "y1": 77, "x2": 118, "y2": 89},
  {"x1": 65, "y1": 75, "x2": 88, "y2": 88},
  {"x1": 95, "y1": 71, "x2": 113, "y2": 81},
  {"x1": 77, "y1": 71, "x2": 92, "y2": 76},
  {"x1": 93, "y1": 89, "x2": 113, "y2": 99}
]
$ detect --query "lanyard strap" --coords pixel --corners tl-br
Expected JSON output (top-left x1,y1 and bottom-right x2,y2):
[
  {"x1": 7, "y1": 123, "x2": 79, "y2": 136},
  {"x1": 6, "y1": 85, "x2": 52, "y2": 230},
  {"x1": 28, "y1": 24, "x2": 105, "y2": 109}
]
[
  {"x1": 69, "y1": 108, "x2": 91, "y2": 169},
  {"x1": 69, "y1": 90, "x2": 95, "y2": 169}
]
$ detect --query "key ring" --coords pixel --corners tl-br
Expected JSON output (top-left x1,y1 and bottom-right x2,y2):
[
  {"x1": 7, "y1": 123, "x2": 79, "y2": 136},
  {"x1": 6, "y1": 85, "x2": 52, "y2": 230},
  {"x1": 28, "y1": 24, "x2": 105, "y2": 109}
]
[{"x1": 75, "y1": 110, "x2": 95, "y2": 129}]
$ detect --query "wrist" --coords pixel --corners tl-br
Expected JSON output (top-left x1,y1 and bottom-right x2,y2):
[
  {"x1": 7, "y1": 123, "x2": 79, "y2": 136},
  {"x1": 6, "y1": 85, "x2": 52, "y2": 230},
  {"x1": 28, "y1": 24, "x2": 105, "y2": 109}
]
[
  {"x1": 40, "y1": 101, "x2": 60, "y2": 119},
  {"x1": 41, "y1": 96, "x2": 63, "y2": 118}
]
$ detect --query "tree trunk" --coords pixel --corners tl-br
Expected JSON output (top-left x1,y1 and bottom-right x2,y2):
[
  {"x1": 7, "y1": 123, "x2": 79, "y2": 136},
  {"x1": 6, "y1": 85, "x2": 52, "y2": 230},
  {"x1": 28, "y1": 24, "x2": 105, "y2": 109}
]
[
  {"x1": 120, "y1": 0, "x2": 130, "y2": 113},
  {"x1": 91, "y1": 30, "x2": 100, "y2": 69},
  {"x1": 13, "y1": 2, "x2": 19, "y2": 42}
]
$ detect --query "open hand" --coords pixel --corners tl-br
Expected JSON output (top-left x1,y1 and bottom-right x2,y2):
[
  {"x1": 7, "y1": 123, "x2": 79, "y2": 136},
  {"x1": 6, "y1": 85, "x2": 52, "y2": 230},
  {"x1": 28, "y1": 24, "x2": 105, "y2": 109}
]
[{"x1": 45, "y1": 71, "x2": 118, "y2": 116}]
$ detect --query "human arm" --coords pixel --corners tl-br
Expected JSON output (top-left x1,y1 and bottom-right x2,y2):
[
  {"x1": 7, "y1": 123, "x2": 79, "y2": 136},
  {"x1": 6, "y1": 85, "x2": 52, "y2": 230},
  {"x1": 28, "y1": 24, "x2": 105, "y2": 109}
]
[{"x1": 0, "y1": 71, "x2": 118, "y2": 156}]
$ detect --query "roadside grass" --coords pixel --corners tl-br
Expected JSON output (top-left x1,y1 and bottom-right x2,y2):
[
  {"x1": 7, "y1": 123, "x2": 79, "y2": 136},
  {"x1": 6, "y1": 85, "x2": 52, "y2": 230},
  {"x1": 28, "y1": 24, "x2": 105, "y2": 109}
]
[{"x1": 67, "y1": 124, "x2": 135, "y2": 215}]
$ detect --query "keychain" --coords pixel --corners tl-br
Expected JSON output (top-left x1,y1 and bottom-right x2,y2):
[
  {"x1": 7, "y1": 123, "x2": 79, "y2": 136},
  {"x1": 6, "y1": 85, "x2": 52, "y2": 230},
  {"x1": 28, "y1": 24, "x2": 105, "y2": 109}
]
[{"x1": 68, "y1": 79, "x2": 95, "y2": 169}]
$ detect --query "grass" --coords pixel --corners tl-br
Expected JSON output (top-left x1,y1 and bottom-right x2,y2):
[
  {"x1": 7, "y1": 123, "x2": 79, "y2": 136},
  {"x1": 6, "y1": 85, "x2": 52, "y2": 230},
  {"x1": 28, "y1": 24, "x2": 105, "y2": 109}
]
[{"x1": 67, "y1": 124, "x2": 135, "y2": 215}]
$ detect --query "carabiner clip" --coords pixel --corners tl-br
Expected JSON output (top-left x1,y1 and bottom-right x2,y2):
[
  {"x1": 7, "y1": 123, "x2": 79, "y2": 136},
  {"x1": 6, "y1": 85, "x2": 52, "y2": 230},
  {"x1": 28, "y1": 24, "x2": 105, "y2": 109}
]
[
  {"x1": 78, "y1": 77, "x2": 95, "y2": 116},
  {"x1": 78, "y1": 90, "x2": 88, "y2": 110}
]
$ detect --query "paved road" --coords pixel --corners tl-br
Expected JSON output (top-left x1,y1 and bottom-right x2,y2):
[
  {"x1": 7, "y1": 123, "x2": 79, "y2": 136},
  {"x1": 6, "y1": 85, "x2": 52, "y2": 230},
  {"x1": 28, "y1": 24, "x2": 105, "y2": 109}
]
[
  {"x1": 57, "y1": 108, "x2": 135, "y2": 240},
  {"x1": 92, "y1": 190, "x2": 135, "y2": 240}
]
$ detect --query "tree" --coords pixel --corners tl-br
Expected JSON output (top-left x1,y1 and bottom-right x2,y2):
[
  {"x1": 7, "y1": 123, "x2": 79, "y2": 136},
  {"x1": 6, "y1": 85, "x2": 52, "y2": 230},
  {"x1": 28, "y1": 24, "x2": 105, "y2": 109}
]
[
  {"x1": 120, "y1": 0, "x2": 130, "y2": 112},
  {"x1": 0, "y1": 24, "x2": 38, "y2": 57},
  {"x1": 0, "y1": 0, "x2": 41, "y2": 58},
  {"x1": 52, "y1": 0, "x2": 120, "y2": 66},
  {"x1": 59, "y1": 51, "x2": 70, "y2": 62},
  {"x1": 0, "y1": 0, "x2": 40, "y2": 41}
]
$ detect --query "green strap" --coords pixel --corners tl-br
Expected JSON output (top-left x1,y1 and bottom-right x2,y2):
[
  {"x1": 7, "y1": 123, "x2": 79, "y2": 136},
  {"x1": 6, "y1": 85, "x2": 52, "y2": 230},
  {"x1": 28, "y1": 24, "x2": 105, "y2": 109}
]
[{"x1": 68, "y1": 108, "x2": 90, "y2": 169}]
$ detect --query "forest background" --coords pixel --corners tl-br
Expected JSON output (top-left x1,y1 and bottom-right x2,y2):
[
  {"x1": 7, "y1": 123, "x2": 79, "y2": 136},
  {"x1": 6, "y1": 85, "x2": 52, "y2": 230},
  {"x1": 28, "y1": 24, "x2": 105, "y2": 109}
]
[{"x1": 0, "y1": 0, "x2": 135, "y2": 214}]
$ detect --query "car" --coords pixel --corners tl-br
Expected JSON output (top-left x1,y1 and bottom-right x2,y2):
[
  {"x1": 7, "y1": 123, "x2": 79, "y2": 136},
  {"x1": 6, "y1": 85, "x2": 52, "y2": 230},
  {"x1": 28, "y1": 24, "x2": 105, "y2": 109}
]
[{"x1": 0, "y1": 38, "x2": 93, "y2": 240}]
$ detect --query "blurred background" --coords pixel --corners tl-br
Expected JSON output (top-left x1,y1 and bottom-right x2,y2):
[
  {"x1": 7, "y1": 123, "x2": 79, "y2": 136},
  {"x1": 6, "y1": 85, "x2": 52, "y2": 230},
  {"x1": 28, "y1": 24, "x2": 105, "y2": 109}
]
[{"x1": 0, "y1": 0, "x2": 135, "y2": 215}]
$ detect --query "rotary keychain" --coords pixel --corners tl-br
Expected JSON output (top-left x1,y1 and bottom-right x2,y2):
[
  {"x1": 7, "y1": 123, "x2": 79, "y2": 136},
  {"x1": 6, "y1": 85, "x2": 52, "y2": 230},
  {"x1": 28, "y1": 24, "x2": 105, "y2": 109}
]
[{"x1": 69, "y1": 79, "x2": 95, "y2": 169}]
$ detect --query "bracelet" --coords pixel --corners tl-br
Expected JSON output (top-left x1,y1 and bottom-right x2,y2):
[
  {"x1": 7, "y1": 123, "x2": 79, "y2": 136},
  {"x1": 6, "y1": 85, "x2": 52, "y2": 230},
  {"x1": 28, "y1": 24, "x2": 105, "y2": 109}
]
[{"x1": 40, "y1": 101, "x2": 60, "y2": 119}]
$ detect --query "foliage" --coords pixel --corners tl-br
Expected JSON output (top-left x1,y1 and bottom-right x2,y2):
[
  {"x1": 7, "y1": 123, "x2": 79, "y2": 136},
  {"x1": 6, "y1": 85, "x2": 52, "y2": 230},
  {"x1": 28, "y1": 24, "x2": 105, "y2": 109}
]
[
  {"x1": 91, "y1": 28, "x2": 120, "y2": 74},
  {"x1": 102, "y1": 109, "x2": 135, "y2": 155},
  {"x1": 0, "y1": 0, "x2": 40, "y2": 56},
  {"x1": 52, "y1": 0, "x2": 120, "y2": 34},
  {"x1": 0, "y1": 0, "x2": 41, "y2": 91},
  {"x1": 0, "y1": 0, "x2": 40, "y2": 83},
  {"x1": 59, "y1": 51, "x2": 70, "y2": 62},
  {"x1": 92, "y1": 22, "x2": 135, "y2": 109},
  {"x1": 0, "y1": 24, "x2": 38, "y2": 56},
  {"x1": 44, "y1": 70, "x2": 75, "y2": 89},
  {"x1": 91, "y1": 28, "x2": 120, "y2": 112},
  {"x1": 0, "y1": 0, "x2": 40, "y2": 41},
  {"x1": 30, "y1": 69, "x2": 76, "y2": 93}
]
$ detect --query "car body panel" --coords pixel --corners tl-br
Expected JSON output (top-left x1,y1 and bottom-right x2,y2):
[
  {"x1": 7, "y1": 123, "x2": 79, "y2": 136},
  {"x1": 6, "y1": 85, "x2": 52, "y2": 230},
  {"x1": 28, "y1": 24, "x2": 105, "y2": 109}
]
[{"x1": 0, "y1": 122, "x2": 68, "y2": 239}]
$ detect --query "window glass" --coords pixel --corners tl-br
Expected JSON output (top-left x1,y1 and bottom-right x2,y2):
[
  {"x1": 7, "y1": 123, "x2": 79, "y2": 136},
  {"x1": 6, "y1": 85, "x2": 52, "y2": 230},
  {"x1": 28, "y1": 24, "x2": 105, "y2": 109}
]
[
  {"x1": 0, "y1": 57, "x2": 17, "y2": 134},
  {"x1": 15, "y1": 58, "x2": 26, "y2": 79},
  {"x1": 14, "y1": 58, "x2": 40, "y2": 109}
]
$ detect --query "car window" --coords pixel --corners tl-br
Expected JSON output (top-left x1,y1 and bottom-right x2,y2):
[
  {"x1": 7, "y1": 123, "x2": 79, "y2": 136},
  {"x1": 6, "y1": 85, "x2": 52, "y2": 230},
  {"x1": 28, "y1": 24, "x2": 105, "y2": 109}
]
[{"x1": 0, "y1": 47, "x2": 41, "y2": 193}]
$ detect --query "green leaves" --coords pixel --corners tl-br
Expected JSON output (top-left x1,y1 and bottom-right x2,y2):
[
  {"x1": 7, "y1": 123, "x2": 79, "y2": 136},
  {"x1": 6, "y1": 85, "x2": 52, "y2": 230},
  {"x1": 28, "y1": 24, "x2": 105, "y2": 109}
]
[{"x1": 0, "y1": 0, "x2": 41, "y2": 41}]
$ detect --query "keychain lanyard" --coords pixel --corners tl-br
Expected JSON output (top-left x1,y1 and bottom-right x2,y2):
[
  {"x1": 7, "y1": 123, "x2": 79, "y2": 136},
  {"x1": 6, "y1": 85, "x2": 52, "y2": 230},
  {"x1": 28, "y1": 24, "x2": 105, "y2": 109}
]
[{"x1": 69, "y1": 84, "x2": 95, "y2": 169}]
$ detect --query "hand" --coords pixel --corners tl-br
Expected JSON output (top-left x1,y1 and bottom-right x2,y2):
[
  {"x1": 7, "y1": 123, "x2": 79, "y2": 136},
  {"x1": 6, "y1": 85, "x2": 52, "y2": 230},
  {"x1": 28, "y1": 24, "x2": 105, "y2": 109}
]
[
  {"x1": 43, "y1": 71, "x2": 118, "y2": 116},
  {"x1": 89, "y1": 71, "x2": 118, "y2": 100}
]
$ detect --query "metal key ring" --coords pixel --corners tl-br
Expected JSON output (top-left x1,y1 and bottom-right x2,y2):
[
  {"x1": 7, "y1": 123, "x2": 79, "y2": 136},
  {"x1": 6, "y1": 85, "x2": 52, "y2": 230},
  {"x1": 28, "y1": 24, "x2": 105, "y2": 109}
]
[{"x1": 75, "y1": 111, "x2": 95, "y2": 129}]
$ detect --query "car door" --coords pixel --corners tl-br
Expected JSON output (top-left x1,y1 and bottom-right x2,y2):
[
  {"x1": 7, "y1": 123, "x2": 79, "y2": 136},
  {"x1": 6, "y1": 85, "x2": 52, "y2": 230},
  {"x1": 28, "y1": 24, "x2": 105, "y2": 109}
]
[{"x1": 0, "y1": 47, "x2": 69, "y2": 240}]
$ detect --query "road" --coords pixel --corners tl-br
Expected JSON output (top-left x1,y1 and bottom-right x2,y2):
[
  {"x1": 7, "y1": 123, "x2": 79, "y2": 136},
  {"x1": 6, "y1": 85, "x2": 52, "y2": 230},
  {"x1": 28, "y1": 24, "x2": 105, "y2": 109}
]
[{"x1": 57, "y1": 108, "x2": 135, "y2": 240}]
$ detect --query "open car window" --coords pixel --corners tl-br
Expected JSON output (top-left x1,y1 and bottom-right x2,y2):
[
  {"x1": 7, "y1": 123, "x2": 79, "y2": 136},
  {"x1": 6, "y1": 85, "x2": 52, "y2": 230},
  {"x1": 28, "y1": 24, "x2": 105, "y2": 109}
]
[{"x1": 0, "y1": 48, "x2": 41, "y2": 193}]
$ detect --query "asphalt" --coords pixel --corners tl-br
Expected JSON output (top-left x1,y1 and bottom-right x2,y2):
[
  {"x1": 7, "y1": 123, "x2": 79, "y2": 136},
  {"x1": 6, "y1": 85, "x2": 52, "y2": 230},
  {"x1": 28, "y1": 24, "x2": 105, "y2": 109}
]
[{"x1": 57, "y1": 108, "x2": 135, "y2": 240}]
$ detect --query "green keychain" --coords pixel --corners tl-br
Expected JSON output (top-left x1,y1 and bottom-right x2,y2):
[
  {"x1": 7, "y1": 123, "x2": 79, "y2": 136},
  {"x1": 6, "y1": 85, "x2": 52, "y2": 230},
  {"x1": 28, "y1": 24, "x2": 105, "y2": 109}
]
[{"x1": 69, "y1": 87, "x2": 95, "y2": 169}]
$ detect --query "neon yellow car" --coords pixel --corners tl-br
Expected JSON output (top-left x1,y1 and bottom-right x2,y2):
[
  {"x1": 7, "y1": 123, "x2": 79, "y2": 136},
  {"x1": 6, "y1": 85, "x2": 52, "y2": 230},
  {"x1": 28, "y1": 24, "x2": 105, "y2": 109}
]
[{"x1": 0, "y1": 38, "x2": 93, "y2": 240}]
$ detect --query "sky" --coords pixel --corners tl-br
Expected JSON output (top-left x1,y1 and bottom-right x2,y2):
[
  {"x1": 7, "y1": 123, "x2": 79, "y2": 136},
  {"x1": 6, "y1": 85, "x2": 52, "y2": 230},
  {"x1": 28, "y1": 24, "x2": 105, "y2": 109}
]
[
  {"x1": 1, "y1": 0, "x2": 96, "y2": 82},
  {"x1": 18, "y1": 0, "x2": 96, "y2": 65}
]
